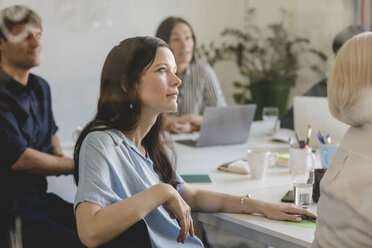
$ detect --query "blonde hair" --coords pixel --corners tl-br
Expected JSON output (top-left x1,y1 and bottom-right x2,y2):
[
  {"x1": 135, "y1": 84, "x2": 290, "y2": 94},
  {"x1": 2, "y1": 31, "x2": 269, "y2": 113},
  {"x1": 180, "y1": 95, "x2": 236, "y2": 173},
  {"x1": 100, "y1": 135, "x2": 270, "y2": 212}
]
[{"x1": 328, "y1": 32, "x2": 372, "y2": 126}]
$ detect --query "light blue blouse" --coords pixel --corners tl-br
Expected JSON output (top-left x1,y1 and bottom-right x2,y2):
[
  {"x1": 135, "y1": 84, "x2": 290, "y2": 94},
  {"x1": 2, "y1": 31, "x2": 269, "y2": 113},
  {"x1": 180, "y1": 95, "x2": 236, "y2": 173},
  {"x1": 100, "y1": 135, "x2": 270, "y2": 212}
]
[{"x1": 74, "y1": 129, "x2": 203, "y2": 248}]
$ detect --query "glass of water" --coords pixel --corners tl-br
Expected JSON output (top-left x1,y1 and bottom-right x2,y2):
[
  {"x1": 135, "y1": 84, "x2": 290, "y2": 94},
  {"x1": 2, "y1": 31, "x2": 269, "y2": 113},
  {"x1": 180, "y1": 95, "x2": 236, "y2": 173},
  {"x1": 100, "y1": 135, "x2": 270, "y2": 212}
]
[
  {"x1": 262, "y1": 106, "x2": 279, "y2": 135},
  {"x1": 289, "y1": 147, "x2": 315, "y2": 209}
]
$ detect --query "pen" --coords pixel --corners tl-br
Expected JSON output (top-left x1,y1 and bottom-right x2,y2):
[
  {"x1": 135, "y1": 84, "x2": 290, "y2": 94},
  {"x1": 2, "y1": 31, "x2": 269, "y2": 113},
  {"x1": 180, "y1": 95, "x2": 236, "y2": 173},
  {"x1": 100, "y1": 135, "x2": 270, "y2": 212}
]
[
  {"x1": 325, "y1": 134, "x2": 331, "y2": 144},
  {"x1": 306, "y1": 124, "x2": 312, "y2": 145},
  {"x1": 295, "y1": 131, "x2": 300, "y2": 148},
  {"x1": 317, "y1": 132, "x2": 325, "y2": 144}
]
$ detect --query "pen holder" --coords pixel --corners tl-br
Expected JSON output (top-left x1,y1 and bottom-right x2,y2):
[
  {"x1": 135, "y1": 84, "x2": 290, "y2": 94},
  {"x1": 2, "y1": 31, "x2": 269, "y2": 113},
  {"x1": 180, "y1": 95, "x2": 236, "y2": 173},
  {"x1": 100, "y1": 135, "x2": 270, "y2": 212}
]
[{"x1": 319, "y1": 143, "x2": 338, "y2": 169}]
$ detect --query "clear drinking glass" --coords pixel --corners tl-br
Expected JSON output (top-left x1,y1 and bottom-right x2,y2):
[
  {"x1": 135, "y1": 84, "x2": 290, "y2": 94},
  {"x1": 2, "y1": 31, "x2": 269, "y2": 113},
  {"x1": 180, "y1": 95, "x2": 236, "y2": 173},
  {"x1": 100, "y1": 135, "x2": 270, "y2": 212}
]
[
  {"x1": 289, "y1": 147, "x2": 315, "y2": 208},
  {"x1": 262, "y1": 106, "x2": 279, "y2": 135}
]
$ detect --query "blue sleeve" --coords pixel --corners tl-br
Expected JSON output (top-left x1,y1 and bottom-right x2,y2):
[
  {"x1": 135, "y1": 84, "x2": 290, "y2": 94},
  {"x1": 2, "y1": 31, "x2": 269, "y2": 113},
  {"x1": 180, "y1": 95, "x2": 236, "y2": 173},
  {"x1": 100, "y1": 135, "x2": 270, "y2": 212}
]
[
  {"x1": 0, "y1": 112, "x2": 27, "y2": 168},
  {"x1": 74, "y1": 132, "x2": 122, "y2": 211}
]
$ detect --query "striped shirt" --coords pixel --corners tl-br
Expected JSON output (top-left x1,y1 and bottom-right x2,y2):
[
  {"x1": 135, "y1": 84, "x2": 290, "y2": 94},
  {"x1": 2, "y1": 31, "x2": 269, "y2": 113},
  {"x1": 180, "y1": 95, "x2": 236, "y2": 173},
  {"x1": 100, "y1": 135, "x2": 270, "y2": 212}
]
[{"x1": 175, "y1": 60, "x2": 226, "y2": 116}]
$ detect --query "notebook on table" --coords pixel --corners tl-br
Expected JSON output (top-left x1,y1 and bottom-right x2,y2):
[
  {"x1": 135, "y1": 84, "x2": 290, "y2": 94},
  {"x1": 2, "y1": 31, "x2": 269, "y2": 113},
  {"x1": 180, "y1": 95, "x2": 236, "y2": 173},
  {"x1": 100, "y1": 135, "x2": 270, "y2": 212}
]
[
  {"x1": 293, "y1": 96, "x2": 349, "y2": 148},
  {"x1": 176, "y1": 104, "x2": 256, "y2": 147},
  {"x1": 180, "y1": 174, "x2": 212, "y2": 183}
]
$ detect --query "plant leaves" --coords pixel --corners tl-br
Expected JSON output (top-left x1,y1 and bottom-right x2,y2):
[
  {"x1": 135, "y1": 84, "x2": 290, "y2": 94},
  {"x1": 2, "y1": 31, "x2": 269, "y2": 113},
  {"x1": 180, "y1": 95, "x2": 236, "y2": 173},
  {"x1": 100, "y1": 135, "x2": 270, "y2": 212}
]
[
  {"x1": 233, "y1": 81, "x2": 243, "y2": 88},
  {"x1": 197, "y1": 7, "x2": 328, "y2": 95}
]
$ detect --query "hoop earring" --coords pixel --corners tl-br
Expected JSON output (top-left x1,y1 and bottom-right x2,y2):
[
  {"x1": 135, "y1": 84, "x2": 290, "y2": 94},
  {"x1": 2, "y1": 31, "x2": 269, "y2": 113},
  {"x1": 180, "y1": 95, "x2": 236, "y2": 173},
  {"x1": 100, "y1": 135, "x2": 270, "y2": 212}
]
[{"x1": 129, "y1": 103, "x2": 133, "y2": 109}]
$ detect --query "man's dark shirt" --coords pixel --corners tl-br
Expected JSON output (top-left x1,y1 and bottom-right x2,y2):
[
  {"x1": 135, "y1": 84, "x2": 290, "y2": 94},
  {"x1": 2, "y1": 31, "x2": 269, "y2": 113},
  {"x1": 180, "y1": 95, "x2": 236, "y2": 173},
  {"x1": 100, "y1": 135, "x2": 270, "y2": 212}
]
[{"x1": 0, "y1": 68, "x2": 58, "y2": 207}]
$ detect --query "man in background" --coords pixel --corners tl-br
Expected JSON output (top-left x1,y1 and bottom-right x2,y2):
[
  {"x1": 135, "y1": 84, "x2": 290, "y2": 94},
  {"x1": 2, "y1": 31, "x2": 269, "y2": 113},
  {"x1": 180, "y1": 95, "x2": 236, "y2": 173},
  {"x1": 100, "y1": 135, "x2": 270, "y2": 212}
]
[
  {"x1": 0, "y1": 5, "x2": 82, "y2": 247},
  {"x1": 280, "y1": 25, "x2": 368, "y2": 129}
]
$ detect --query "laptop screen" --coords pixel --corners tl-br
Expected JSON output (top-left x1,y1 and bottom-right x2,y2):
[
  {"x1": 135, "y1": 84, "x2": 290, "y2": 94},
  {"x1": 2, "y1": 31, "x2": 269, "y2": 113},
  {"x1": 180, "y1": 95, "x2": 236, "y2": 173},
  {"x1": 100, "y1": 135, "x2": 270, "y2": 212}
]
[
  {"x1": 196, "y1": 104, "x2": 256, "y2": 147},
  {"x1": 293, "y1": 96, "x2": 349, "y2": 148},
  {"x1": 175, "y1": 104, "x2": 256, "y2": 147}
]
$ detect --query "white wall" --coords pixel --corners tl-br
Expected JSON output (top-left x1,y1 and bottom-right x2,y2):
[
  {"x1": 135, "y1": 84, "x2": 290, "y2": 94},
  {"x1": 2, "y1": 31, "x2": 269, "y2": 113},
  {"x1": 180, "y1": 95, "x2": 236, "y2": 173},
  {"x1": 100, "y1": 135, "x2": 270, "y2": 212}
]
[{"x1": 0, "y1": 0, "x2": 359, "y2": 144}]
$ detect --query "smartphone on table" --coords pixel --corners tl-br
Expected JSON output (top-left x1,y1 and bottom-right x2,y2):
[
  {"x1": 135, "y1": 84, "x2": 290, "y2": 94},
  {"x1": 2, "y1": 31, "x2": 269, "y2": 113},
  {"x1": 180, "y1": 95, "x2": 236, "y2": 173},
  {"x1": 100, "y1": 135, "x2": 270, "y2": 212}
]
[{"x1": 281, "y1": 190, "x2": 294, "y2": 203}]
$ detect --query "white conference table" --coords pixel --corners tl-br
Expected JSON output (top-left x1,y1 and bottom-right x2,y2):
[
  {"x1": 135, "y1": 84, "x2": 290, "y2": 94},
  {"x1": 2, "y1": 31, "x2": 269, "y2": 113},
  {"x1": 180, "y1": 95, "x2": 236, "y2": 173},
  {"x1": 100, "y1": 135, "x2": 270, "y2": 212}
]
[
  {"x1": 173, "y1": 121, "x2": 317, "y2": 248},
  {"x1": 53, "y1": 121, "x2": 318, "y2": 248}
]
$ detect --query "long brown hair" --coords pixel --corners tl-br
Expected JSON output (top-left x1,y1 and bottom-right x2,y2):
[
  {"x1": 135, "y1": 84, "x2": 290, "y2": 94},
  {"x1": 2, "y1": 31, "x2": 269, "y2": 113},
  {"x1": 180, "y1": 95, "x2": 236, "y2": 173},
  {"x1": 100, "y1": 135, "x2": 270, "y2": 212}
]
[
  {"x1": 74, "y1": 36, "x2": 177, "y2": 188},
  {"x1": 155, "y1": 16, "x2": 196, "y2": 62}
]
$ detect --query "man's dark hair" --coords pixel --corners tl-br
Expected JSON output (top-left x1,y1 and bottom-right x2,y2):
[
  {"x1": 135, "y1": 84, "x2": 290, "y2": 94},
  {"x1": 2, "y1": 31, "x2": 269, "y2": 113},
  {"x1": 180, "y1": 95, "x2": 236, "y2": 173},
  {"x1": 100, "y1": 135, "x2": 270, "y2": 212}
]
[
  {"x1": 0, "y1": 5, "x2": 42, "y2": 40},
  {"x1": 332, "y1": 25, "x2": 367, "y2": 54}
]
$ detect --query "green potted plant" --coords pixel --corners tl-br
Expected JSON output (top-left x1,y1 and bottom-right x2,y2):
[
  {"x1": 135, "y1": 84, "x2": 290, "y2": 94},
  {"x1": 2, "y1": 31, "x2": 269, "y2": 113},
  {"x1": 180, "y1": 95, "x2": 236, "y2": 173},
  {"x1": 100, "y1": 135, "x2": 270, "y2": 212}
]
[{"x1": 198, "y1": 9, "x2": 327, "y2": 120}]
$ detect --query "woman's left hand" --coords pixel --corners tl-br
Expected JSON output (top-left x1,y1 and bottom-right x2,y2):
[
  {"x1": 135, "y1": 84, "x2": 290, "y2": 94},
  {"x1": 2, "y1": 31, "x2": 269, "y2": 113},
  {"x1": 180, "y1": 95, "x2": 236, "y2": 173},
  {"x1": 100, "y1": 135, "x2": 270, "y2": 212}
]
[
  {"x1": 180, "y1": 114, "x2": 203, "y2": 128},
  {"x1": 164, "y1": 116, "x2": 193, "y2": 133},
  {"x1": 260, "y1": 202, "x2": 316, "y2": 222}
]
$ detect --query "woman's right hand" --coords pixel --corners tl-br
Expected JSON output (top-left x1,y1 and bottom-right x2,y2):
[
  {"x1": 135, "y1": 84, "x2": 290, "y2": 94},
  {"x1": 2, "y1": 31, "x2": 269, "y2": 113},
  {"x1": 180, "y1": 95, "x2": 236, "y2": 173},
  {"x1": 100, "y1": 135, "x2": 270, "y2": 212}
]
[{"x1": 163, "y1": 185, "x2": 194, "y2": 243}]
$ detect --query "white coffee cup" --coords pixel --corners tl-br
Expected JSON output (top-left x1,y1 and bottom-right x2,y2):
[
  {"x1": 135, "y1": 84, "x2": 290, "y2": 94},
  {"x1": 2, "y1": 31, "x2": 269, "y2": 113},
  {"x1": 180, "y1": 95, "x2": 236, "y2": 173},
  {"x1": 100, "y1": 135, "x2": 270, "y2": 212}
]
[{"x1": 246, "y1": 150, "x2": 279, "y2": 179}]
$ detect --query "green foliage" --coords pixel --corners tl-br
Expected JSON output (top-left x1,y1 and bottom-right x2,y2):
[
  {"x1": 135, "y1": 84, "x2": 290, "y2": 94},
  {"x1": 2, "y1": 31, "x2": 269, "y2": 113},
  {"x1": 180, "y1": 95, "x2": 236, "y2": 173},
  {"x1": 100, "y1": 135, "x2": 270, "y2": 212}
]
[{"x1": 197, "y1": 8, "x2": 328, "y2": 104}]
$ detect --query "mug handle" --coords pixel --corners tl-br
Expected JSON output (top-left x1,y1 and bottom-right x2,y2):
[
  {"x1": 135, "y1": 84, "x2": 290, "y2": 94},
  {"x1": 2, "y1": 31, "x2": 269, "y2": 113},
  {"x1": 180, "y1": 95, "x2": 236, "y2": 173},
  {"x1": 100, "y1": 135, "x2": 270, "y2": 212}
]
[
  {"x1": 311, "y1": 153, "x2": 316, "y2": 168},
  {"x1": 268, "y1": 152, "x2": 279, "y2": 167}
]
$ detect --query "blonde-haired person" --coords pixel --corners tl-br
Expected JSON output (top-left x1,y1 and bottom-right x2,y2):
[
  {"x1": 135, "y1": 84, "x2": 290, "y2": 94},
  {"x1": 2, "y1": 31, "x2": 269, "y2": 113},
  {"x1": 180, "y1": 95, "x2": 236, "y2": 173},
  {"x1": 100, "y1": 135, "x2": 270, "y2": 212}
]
[{"x1": 313, "y1": 32, "x2": 372, "y2": 247}]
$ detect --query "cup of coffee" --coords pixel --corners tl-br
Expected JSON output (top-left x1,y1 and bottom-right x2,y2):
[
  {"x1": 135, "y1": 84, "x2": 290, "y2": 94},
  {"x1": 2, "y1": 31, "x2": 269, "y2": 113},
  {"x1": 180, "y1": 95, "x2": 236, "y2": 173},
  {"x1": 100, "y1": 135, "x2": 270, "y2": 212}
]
[{"x1": 246, "y1": 150, "x2": 278, "y2": 179}]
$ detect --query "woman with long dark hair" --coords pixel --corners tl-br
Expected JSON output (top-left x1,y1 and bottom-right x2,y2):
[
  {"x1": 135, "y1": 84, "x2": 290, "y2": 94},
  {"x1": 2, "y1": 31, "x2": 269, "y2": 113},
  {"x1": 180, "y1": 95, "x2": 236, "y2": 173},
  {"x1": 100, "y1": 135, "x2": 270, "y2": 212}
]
[{"x1": 73, "y1": 36, "x2": 315, "y2": 247}]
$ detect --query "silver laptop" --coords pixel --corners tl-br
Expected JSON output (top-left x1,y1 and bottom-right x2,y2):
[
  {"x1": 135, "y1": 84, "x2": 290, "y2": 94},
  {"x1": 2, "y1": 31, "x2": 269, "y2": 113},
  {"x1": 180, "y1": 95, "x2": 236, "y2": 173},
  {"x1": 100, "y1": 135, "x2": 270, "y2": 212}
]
[
  {"x1": 177, "y1": 104, "x2": 256, "y2": 147},
  {"x1": 294, "y1": 96, "x2": 349, "y2": 148}
]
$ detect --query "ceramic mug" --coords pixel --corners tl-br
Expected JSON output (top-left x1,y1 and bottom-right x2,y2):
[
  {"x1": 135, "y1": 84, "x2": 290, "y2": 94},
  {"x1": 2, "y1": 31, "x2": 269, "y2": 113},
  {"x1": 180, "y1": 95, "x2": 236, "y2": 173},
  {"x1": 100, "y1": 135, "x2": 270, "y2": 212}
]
[{"x1": 246, "y1": 150, "x2": 279, "y2": 179}]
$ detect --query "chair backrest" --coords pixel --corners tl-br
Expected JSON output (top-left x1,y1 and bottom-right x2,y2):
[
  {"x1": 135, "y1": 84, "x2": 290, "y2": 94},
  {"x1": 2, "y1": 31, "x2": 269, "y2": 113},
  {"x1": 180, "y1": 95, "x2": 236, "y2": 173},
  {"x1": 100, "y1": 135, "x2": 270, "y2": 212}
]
[{"x1": 99, "y1": 219, "x2": 151, "y2": 248}]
